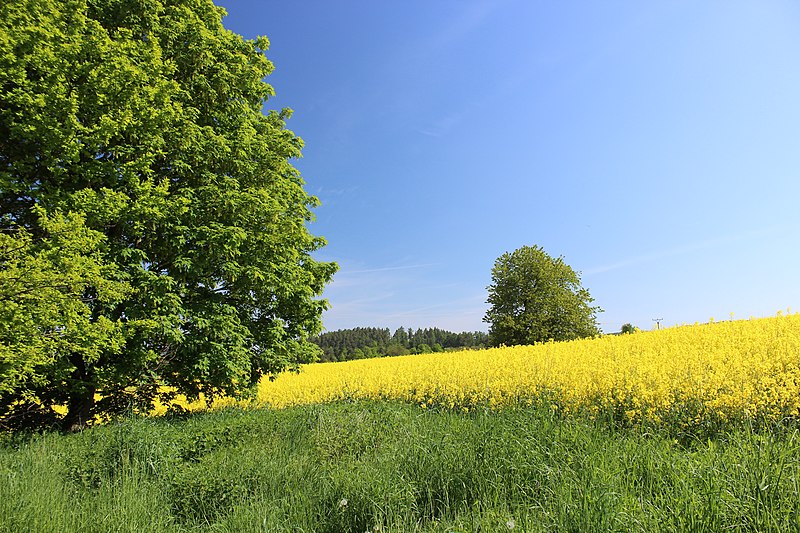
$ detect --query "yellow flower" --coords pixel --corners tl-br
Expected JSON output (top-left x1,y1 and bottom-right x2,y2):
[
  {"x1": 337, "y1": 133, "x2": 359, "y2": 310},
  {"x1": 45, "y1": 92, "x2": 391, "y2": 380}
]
[{"x1": 254, "y1": 313, "x2": 800, "y2": 428}]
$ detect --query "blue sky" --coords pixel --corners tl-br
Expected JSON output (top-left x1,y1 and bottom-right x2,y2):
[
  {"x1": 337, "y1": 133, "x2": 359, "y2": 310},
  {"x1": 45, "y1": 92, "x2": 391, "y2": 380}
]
[{"x1": 215, "y1": 1, "x2": 800, "y2": 333}]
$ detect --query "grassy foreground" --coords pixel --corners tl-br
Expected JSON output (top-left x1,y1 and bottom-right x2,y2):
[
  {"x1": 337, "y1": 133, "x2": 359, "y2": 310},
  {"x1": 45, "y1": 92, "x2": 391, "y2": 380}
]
[{"x1": 2, "y1": 401, "x2": 800, "y2": 532}]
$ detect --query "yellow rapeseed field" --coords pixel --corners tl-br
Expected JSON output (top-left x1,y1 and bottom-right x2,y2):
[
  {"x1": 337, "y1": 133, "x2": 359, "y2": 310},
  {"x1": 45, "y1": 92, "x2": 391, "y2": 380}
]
[{"x1": 257, "y1": 313, "x2": 800, "y2": 425}]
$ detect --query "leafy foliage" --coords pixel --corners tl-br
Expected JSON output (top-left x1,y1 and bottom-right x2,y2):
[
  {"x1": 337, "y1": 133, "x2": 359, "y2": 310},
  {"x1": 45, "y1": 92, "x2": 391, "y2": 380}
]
[
  {"x1": 483, "y1": 245, "x2": 601, "y2": 346},
  {"x1": 0, "y1": 0, "x2": 335, "y2": 429},
  {"x1": 0, "y1": 210, "x2": 129, "y2": 428}
]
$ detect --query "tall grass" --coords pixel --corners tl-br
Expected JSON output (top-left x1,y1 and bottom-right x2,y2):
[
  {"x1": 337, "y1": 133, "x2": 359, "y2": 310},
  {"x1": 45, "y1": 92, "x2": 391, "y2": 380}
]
[{"x1": 2, "y1": 401, "x2": 800, "y2": 532}]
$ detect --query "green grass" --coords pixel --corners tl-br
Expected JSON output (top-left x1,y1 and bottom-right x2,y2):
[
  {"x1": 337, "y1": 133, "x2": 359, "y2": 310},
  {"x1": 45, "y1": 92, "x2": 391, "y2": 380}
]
[{"x1": 1, "y1": 401, "x2": 800, "y2": 532}]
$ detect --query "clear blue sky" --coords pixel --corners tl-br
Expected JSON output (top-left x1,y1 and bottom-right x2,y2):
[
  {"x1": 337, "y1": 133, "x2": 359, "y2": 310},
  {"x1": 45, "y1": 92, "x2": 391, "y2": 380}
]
[{"x1": 216, "y1": 0, "x2": 800, "y2": 333}]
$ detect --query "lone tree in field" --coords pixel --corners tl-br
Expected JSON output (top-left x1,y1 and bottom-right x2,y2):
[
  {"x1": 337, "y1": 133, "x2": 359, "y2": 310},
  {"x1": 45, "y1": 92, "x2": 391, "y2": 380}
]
[
  {"x1": 483, "y1": 245, "x2": 601, "y2": 346},
  {"x1": 0, "y1": 0, "x2": 336, "y2": 430}
]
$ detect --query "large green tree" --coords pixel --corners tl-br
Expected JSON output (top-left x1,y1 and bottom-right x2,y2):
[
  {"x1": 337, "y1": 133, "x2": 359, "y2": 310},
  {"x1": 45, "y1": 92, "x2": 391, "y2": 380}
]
[
  {"x1": 0, "y1": 0, "x2": 336, "y2": 430},
  {"x1": 483, "y1": 245, "x2": 601, "y2": 346}
]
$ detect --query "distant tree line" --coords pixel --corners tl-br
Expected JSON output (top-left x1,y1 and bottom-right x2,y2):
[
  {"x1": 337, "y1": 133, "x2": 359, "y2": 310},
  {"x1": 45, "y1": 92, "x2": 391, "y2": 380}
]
[{"x1": 311, "y1": 327, "x2": 489, "y2": 362}]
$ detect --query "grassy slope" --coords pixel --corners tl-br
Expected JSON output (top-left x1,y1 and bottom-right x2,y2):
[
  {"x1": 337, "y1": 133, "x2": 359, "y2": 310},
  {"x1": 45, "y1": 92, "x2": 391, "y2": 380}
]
[{"x1": 1, "y1": 401, "x2": 800, "y2": 532}]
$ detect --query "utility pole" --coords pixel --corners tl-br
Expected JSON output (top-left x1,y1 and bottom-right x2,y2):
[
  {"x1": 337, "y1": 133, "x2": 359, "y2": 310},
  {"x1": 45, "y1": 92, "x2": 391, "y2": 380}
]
[{"x1": 652, "y1": 318, "x2": 663, "y2": 330}]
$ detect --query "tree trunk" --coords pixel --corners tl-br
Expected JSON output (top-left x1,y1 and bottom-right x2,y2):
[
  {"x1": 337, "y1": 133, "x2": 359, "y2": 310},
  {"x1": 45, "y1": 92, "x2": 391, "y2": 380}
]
[
  {"x1": 62, "y1": 353, "x2": 96, "y2": 432},
  {"x1": 63, "y1": 391, "x2": 95, "y2": 432}
]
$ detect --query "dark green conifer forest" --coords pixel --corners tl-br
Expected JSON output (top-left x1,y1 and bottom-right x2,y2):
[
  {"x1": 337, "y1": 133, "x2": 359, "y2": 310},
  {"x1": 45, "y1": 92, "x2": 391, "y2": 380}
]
[{"x1": 311, "y1": 327, "x2": 489, "y2": 361}]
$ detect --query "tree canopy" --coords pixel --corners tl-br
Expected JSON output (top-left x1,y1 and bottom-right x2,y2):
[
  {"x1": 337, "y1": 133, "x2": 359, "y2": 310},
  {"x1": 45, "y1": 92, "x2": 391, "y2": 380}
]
[
  {"x1": 483, "y1": 245, "x2": 601, "y2": 346},
  {"x1": 0, "y1": 0, "x2": 336, "y2": 430}
]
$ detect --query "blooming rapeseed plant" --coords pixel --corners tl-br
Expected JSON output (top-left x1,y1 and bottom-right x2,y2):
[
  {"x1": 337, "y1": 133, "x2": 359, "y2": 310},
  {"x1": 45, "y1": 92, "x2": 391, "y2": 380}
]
[{"x1": 257, "y1": 314, "x2": 800, "y2": 428}]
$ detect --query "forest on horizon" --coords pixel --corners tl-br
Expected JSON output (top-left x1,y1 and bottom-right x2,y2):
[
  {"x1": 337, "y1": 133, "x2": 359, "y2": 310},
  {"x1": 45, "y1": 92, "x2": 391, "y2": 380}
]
[{"x1": 311, "y1": 327, "x2": 489, "y2": 362}]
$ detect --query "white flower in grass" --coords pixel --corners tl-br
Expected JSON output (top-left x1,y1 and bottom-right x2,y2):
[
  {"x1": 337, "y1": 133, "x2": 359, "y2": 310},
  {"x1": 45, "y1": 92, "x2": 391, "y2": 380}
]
[
  {"x1": 506, "y1": 518, "x2": 516, "y2": 530},
  {"x1": 338, "y1": 498, "x2": 348, "y2": 508}
]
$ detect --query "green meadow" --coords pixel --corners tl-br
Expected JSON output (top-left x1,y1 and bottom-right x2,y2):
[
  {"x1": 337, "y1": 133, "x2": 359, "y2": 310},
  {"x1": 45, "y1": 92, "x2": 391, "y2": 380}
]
[{"x1": 2, "y1": 401, "x2": 800, "y2": 532}]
